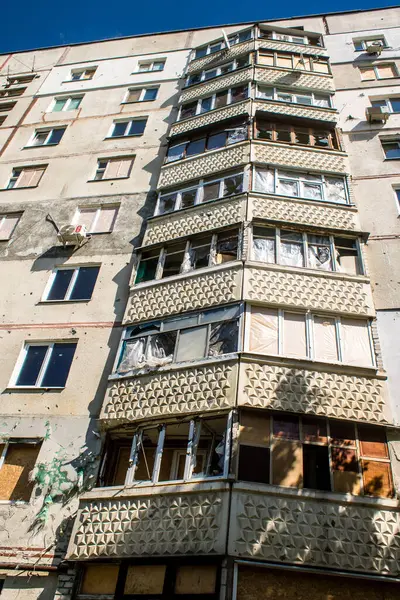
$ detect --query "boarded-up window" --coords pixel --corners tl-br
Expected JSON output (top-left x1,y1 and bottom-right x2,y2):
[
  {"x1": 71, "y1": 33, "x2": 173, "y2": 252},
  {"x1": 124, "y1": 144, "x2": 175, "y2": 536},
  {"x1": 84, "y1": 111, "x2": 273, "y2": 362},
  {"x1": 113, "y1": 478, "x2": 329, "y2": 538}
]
[
  {"x1": 340, "y1": 318, "x2": 372, "y2": 367},
  {"x1": 258, "y1": 52, "x2": 274, "y2": 66},
  {"x1": 175, "y1": 565, "x2": 217, "y2": 594},
  {"x1": 272, "y1": 439, "x2": 303, "y2": 488},
  {"x1": 283, "y1": 312, "x2": 306, "y2": 357},
  {"x1": 0, "y1": 214, "x2": 20, "y2": 241},
  {"x1": 362, "y1": 460, "x2": 393, "y2": 498},
  {"x1": 360, "y1": 66, "x2": 376, "y2": 81},
  {"x1": 239, "y1": 411, "x2": 270, "y2": 446},
  {"x1": 0, "y1": 443, "x2": 41, "y2": 501},
  {"x1": 15, "y1": 167, "x2": 45, "y2": 188},
  {"x1": 377, "y1": 64, "x2": 397, "y2": 79},
  {"x1": 124, "y1": 565, "x2": 166, "y2": 594},
  {"x1": 358, "y1": 424, "x2": 388, "y2": 458},
  {"x1": 313, "y1": 316, "x2": 338, "y2": 362},
  {"x1": 250, "y1": 308, "x2": 278, "y2": 354},
  {"x1": 81, "y1": 564, "x2": 119, "y2": 594},
  {"x1": 103, "y1": 157, "x2": 134, "y2": 179},
  {"x1": 77, "y1": 206, "x2": 118, "y2": 233},
  {"x1": 238, "y1": 411, "x2": 270, "y2": 484}
]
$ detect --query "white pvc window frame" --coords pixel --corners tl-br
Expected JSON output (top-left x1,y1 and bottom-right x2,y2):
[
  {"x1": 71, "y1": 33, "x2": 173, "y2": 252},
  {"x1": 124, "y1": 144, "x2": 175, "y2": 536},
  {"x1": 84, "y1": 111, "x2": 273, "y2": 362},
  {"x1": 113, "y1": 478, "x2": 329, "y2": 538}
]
[
  {"x1": 258, "y1": 49, "x2": 331, "y2": 74},
  {"x1": 258, "y1": 27, "x2": 323, "y2": 47},
  {"x1": 185, "y1": 56, "x2": 251, "y2": 87},
  {"x1": 360, "y1": 63, "x2": 399, "y2": 81},
  {"x1": 49, "y1": 95, "x2": 83, "y2": 112},
  {"x1": 256, "y1": 85, "x2": 333, "y2": 108},
  {"x1": 371, "y1": 97, "x2": 400, "y2": 113},
  {"x1": 69, "y1": 67, "x2": 97, "y2": 81},
  {"x1": 9, "y1": 342, "x2": 76, "y2": 389},
  {"x1": 0, "y1": 213, "x2": 21, "y2": 240},
  {"x1": 136, "y1": 59, "x2": 166, "y2": 73},
  {"x1": 26, "y1": 127, "x2": 66, "y2": 147},
  {"x1": 122, "y1": 87, "x2": 159, "y2": 103},
  {"x1": 155, "y1": 169, "x2": 248, "y2": 216},
  {"x1": 73, "y1": 205, "x2": 119, "y2": 233},
  {"x1": 41, "y1": 265, "x2": 100, "y2": 302},
  {"x1": 193, "y1": 28, "x2": 253, "y2": 60},
  {"x1": 177, "y1": 83, "x2": 250, "y2": 121},
  {"x1": 6, "y1": 166, "x2": 46, "y2": 190},
  {"x1": 353, "y1": 37, "x2": 387, "y2": 51},
  {"x1": 107, "y1": 118, "x2": 148, "y2": 138}
]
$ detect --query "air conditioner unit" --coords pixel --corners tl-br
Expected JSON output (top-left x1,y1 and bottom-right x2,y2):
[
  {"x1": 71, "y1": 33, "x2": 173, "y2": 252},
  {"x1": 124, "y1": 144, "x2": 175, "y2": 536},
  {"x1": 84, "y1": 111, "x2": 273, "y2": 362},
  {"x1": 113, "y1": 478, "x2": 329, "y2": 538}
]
[
  {"x1": 366, "y1": 105, "x2": 390, "y2": 123},
  {"x1": 57, "y1": 224, "x2": 88, "y2": 246},
  {"x1": 366, "y1": 43, "x2": 383, "y2": 55}
]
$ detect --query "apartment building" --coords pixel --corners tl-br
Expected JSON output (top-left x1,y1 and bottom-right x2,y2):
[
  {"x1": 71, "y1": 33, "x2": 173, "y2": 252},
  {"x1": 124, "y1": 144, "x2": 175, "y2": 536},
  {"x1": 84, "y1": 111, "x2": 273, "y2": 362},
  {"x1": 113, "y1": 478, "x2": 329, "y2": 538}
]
[{"x1": 0, "y1": 5, "x2": 399, "y2": 600}]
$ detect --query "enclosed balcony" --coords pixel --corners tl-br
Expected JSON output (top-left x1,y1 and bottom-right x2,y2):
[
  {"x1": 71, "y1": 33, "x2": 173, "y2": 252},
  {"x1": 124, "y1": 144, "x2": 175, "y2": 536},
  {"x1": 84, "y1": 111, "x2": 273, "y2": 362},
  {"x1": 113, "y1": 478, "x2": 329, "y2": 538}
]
[
  {"x1": 182, "y1": 65, "x2": 253, "y2": 103},
  {"x1": 187, "y1": 28, "x2": 255, "y2": 74},
  {"x1": 257, "y1": 25, "x2": 327, "y2": 57},
  {"x1": 255, "y1": 64, "x2": 335, "y2": 94}
]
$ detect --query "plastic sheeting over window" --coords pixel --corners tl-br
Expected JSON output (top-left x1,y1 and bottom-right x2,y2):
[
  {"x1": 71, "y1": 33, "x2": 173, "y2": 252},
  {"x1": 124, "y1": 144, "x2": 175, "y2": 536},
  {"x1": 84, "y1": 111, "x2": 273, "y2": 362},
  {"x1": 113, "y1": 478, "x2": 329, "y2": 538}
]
[
  {"x1": 254, "y1": 168, "x2": 274, "y2": 194},
  {"x1": 250, "y1": 308, "x2": 278, "y2": 354},
  {"x1": 341, "y1": 318, "x2": 373, "y2": 367}
]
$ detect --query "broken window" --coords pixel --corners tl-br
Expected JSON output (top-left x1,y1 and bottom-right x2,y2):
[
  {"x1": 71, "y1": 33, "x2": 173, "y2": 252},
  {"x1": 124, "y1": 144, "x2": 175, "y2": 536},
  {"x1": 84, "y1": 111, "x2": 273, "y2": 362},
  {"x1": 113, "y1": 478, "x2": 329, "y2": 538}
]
[
  {"x1": 257, "y1": 50, "x2": 329, "y2": 73},
  {"x1": 256, "y1": 120, "x2": 337, "y2": 149},
  {"x1": 258, "y1": 29, "x2": 322, "y2": 47},
  {"x1": 252, "y1": 226, "x2": 275, "y2": 263},
  {"x1": 238, "y1": 410, "x2": 270, "y2": 484},
  {"x1": 117, "y1": 305, "x2": 241, "y2": 373},
  {"x1": 134, "y1": 247, "x2": 160, "y2": 284},
  {"x1": 280, "y1": 230, "x2": 304, "y2": 267},
  {"x1": 0, "y1": 440, "x2": 41, "y2": 501},
  {"x1": 178, "y1": 86, "x2": 248, "y2": 120},
  {"x1": 253, "y1": 167, "x2": 349, "y2": 204},
  {"x1": 257, "y1": 87, "x2": 332, "y2": 107},
  {"x1": 186, "y1": 56, "x2": 250, "y2": 87}
]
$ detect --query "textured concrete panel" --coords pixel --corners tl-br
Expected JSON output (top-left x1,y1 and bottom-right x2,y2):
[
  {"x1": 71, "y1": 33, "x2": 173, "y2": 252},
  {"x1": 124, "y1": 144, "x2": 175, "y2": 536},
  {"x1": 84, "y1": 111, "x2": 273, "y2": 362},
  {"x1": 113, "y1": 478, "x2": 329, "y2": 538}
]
[
  {"x1": 68, "y1": 485, "x2": 229, "y2": 559},
  {"x1": 231, "y1": 487, "x2": 400, "y2": 576},
  {"x1": 255, "y1": 67, "x2": 335, "y2": 92},
  {"x1": 254, "y1": 100, "x2": 338, "y2": 123},
  {"x1": 102, "y1": 360, "x2": 238, "y2": 422},
  {"x1": 187, "y1": 41, "x2": 255, "y2": 74},
  {"x1": 180, "y1": 68, "x2": 253, "y2": 102},
  {"x1": 258, "y1": 39, "x2": 328, "y2": 57},
  {"x1": 126, "y1": 265, "x2": 242, "y2": 323},
  {"x1": 250, "y1": 195, "x2": 359, "y2": 231},
  {"x1": 144, "y1": 196, "x2": 246, "y2": 246},
  {"x1": 158, "y1": 143, "x2": 250, "y2": 188},
  {"x1": 253, "y1": 141, "x2": 347, "y2": 174},
  {"x1": 240, "y1": 360, "x2": 388, "y2": 423},
  {"x1": 245, "y1": 265, "x2": 373, "y2": 316},
  {"x1": 170, "y1": 101, "x2": 251, "y2": 136}
]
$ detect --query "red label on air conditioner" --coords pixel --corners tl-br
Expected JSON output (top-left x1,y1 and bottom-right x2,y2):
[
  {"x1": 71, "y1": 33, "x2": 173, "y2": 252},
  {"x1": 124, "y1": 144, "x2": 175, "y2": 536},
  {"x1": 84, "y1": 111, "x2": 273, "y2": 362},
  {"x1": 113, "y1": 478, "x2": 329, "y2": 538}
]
[{"x1": 75, "y1": 226, "x2": 82, "y2": 233}]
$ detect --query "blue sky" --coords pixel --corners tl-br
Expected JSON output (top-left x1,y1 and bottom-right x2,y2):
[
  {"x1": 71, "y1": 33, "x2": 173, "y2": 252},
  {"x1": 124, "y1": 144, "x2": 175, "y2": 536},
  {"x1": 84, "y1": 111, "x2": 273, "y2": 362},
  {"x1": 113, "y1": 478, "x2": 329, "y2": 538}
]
[{"x1": 1, "y1": 0, "x2": 398, "y2": 54}]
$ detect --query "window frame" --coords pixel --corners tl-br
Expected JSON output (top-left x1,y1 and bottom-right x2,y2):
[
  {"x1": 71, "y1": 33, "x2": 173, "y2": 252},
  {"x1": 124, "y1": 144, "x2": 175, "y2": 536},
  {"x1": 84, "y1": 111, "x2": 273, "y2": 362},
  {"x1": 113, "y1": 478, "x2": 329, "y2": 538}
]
[
  {"x1": 26, "y1": 127, "x2": 66, "y2": 147},
  {"x1": 394, "y1": 187, "x2": 400, "y2": 215},
  {"x1": 9, "y1": 341, "x2": 77, "y2": 389},
  {"x1": 155, "y1": 170, "x2": 247, "y2": 216},
  {"x1": 122, "y1": 87, "x2": 159, "y2": 104},
  {"x1": 185, "y1": 55, "x2": 251, "y2": 87},
  {"x1": 0, "y1": 438, "x2": 42, "y2": 503},
  {"x1": 256, "y1": 85, "x2": 333, "y2": 108},
  {"x1": 359, "y1": 63, "x2": 398, "y2": 81},
  {"x1": 73, "y1": 205, "x2": 119, "y2": 234},
  {"x1": 6, "y1": 165, "x2": 46, "y2": 190},
  {"x1": 177, "y1": 83, "x2": 250, "y2": 121},
  {"x1": 136, "y1": 60, "x2": 166, "y2": 73},
  {"x1": 0, "y1": 212, "x2": 21, "y2": 241},
  {"x1": 255, "y1": 119, "x2": 339, "y2": 150},
  {"x1": 258, "y1": 27, "x2": 322, "y2": 47},
  {"x1": 107, "y1": 118, "x2": 148, "y2": 138},
  {"x1": 192, "y1": 28, "x2": 253, "y2": 60},
  {"x1": 371, "y1": 97, "x2": 400, "y2": 113},
  {"x1": 381, "y1": 138, "x2": 400, "y2": 160},
  {"x1": 353, "y1": 37, "x2": 387, "y2": 51},
  {"x1": 92, "y1": 156, "x2": 135, "y2": 181},
  {"x1": 42, "y1": 265, "x2": 100, "y2": 302},
  {"x1": 49, "y1": 95, "x2": 83, "y2": 112},
  {"x1": 257, "y1": 50, "x2": 331, "y2": 74},
  {"x1": 69, "y1": 67, "x2": 97, "y2": 82}
]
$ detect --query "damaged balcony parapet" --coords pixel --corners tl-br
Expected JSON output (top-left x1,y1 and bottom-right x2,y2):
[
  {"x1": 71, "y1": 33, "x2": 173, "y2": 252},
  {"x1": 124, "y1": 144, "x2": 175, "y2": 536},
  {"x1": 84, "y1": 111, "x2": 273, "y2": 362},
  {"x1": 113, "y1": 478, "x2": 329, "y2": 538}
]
[
  {"x1": 170, "y1": 100, "x2": 252, "y2": 137},
  {"x1": 187, "y1": 40, "x2": 256, "y2": 74},
  {"x1": 144, "y1": 195, "x2": 246, "y2": 246},
  {"x1": 244, "y1": 262, "x2": 374, "y2": 317},
  {"x1": 158, "y1": 142, "x2": 250, "y2": 188},
  {"x1": 101, "y1": 357, "x2": 238, "y2": 424},
  {"x1": 67, "y1": 481, "x2": 230, "y2": 560},
  {"x1": 238, "y1": 355, "x2": 389, "y2": 424},
  {"x1": 180, "y1": 67, "x2": 254, "y2": 103},
  {"x1": 255, "y1": 66, "x2": 336, "y2": 93},
  {"x1": 229, "y1": 483, "x2": 400, "y2": 577},
  {"x1": 248, "y1": 193, "x2": 361, "y2": 232},
  {"x1": 252, "y1": 140, "x2": 348, "y2": 175},
  {"x1": 254, "y1": 100, "x2": 338, "y2": 125},
  {"x1": 125, "y1": 263, "x2": 242, "y2": 324}
]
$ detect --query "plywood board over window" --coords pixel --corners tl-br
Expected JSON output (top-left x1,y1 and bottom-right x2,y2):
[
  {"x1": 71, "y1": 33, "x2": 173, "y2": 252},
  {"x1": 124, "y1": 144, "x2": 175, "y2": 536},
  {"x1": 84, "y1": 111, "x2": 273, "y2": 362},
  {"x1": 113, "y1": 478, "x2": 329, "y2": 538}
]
[
  {"x1": 81, "y1": 564, "x2": 119, "y2": 595},
  {"x1": 0, "y1": 443, "x2": 41, "y2": 501}
]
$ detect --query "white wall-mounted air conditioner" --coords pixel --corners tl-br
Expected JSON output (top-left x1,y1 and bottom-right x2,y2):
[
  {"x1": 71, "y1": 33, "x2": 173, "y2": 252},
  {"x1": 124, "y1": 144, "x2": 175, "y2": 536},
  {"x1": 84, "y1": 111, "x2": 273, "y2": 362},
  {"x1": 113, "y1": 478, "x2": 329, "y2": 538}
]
[{"x1": 57, "y1": 224, "x2": 88, "y2": 246}]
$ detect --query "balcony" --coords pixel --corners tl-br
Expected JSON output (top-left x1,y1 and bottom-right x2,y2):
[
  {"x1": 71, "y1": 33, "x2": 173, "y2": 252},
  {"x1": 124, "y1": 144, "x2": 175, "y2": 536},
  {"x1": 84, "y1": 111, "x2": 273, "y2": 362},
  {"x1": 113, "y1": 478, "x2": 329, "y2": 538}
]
[
  {"x1": 67, "y1": 481, "x2": 230, "y2": 560},
  {"x1": 257, "y1": 38, "x2": 328, "y2": 58},
  {"x1": 238, "y1": 355, "x2": 389, "y2": 424},
  {"x1": 252, "y1": 140, "x2": 348, "y2": 175},
  {"x1": 187, "y1": 40, "x2": 255, "y2": 74},
  {"x1": 230, "y1": 483, "x2": 400, "y2": 576},
  {"x1": 125, "y1": 263, "x2": 242, "y2": 323},
  {"x1": 170, "y1": 100, "x2": 251, "y2": 137},
  {"x1": 244, "y1": 262, "x2": 374, "y2": 317},
  {"x1": 255, "y1": 66, "x2": 335, "y2": 93},
  {"x1": 254, "y1": 99, "x2": 338, "y2": 125},
  {"x1": 158, "y1": 142, "x2": 250, "y2": 188},
  {"x1": 181, "y1": 66, "x2": 253, "y2": 103},
  {"x1": 102, "y1": 357, "x2": 239, "y2": 423},
  {"x1": 248, "y1": 193, "x2": 361, "y2": 232}
]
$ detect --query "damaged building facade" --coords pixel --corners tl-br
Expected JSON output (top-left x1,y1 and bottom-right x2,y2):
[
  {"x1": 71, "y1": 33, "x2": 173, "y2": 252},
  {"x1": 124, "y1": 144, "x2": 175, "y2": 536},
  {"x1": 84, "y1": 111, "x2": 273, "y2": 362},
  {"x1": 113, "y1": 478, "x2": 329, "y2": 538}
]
[{"x1": 0, "y1": 5, "x2": 399, "y2": 600}]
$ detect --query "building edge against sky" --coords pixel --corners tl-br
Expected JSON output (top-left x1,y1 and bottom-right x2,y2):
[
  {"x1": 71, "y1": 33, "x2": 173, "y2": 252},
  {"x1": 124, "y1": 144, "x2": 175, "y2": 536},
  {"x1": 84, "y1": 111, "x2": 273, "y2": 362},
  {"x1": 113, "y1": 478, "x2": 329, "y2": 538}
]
[{"x1": 0, "y1": 5, "x2": 399, "y2": 600}]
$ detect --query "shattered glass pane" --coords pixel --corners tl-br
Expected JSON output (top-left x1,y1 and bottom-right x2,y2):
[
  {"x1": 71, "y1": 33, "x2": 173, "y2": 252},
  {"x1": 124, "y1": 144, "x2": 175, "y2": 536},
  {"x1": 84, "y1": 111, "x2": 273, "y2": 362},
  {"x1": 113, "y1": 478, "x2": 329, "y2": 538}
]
[{"x1": 208, "y1": 320, "x2": 239, "y2": 356}]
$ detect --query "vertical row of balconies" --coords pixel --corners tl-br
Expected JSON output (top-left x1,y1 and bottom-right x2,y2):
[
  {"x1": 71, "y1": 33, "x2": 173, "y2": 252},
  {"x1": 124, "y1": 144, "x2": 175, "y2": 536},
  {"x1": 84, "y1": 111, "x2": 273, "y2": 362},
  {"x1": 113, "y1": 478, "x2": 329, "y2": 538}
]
[{"x1": 67, "y1": 24, "x2": 400, "y2": 593}]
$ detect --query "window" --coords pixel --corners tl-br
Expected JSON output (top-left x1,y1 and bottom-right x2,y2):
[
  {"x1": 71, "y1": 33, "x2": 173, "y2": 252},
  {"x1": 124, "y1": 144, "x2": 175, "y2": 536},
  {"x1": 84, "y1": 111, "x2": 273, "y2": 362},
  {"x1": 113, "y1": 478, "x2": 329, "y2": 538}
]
[
  {"x1": 257, "y1": 86, "x2": 332, "y2": 108},
  {"x1": 74, "y1": 205, "x2": 119, "y2": 233},
  {"x1": 371, "y1": 97, "x2": 400, "y2": 114},
  {"x1": 178, "y1": 85, "x2": 249, "y2": 121},
  {"x1": 256, "y1": 119, "x2": 338, "y2": 149},
  {"x1": 359, "y1": 64, "x2": 398, "y2": 81},
  {"x1": 137, "y1": 60, "x2": 165, "y2": 72},
  {"x1": 6, "y1": 166, "x2": 46, "y2": 189},
  {"x1": 101, "y1": 414, "x2": 230, "y2": 487},
  {"x1": 69, "y1": 68, "x2": 96, "y2": 81},
  {"x1": 258, "y1": 50, "x2": 330, "y2": 74},
  {"x1": 116, "y1": 304, "x2": 240, "y2": 373},
  {"x1": 382, "y1": 139, "x2": 400, "y2": 159},
  {"x1": 193, "y1": 29, "x2": 252, "y2": 59},
  {"x1": 0, "y1": 88, "x2": 26, "y2": 98},
  {"x1": 50, "y1": 96, "x2": 83, "y2": 112},
  {"x1": 43, "y1": 266, "x2": 100, "y2": 302},
  {"x1": 165, "y1": 122, "x2": 248, "y2": 163},
  {"x1": 253, "y1": 167, "x2": 348, "y2": 204},
  {"x1": 109, "y1": 119, "x2": 147, "y2": 138},
  {"x1": 186, "y1": 56, "x2": 250, "y2": 87},
  {"x1": 238, "y1": 410, "x2": 393, "y2": 498},
  {"x1": 395, "y1": 188, "x2": 400, "y2": 211},
  {"x1": 135, "y1": 228, "x2": 239, "y2": 284},
  {"x1": 0, "y1": 440, "x2": 41, "y2": 501},
  {"x1": 156, "y1": 171, "x2": 244, "y2": 215},
  {"x1": 252, "y1": 226, "x2": 362, "y2": 275},
  {"x1": 259, "y1": 28, "x2": 322, "y2": 47},
  {"x1": 0, "y1": 101, "x2": 17, "y2": 113},
  {"x1": 93, "y1": 156, "x2": 134, "y2": 180},
  {"x1": 249, "y1": 306, "x2": 374, "y2": 367},
  {"x1": 6, "y1": 74, "x2": 36, "y2": 85},
  {"x1": 354, "y1": 37, "x2": 386, "y2": 51},
  {"x1": 27, "y1": 128, "x2": 66, "y2": 147},
  {"x1": 123, "y1": 87, "x2": 159, "y2": 103},
  {"x1": 79, "y1": 562, "x2": 220, "y2": 599},
  {"x1": 12, "y1": 342, "x2": 77, "y2": 388},
  {"x1": 0, "y1": 213, "x2": 21, "y2": 241}
]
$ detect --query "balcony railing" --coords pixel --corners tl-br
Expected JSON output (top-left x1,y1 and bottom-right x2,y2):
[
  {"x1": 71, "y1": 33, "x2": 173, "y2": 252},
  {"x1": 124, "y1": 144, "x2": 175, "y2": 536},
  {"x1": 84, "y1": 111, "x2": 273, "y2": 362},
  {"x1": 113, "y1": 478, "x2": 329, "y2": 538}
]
[
  {"x1": 254, "y1": 99, "x2": 338, "y2": 124},
  {"x1": 181, "y1": 67, "x2": 253, "y2": 103},
  {"x1": 67, "y1": 482, "x2": 230, "y2": 560},
  {"x1": 230, "y1": 483, "x2": 400, "y2": 576},
  {"x1": 255, "y1": 66, "x2": 335, "y2": 93},
  {"x1": 170, "y1": 100, "x2": 251, "y2": 137},
  {"x1": 187, "y1": 40, "x2": 255, "y2": 74},
  {"x1": 257, "y1": 38, "x2": 328, "y2": 57},
  {"x1": 244, "y1": 262, "x2": 374, "y2": 317},
  {"x1": 252, "y1": 140, "x2": 348, "y2": 174}
]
